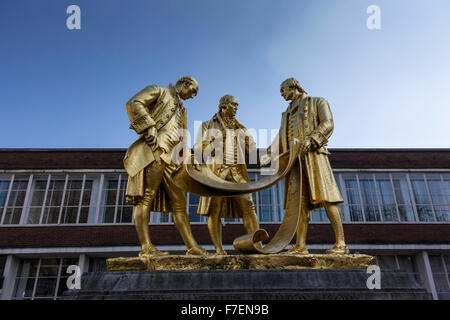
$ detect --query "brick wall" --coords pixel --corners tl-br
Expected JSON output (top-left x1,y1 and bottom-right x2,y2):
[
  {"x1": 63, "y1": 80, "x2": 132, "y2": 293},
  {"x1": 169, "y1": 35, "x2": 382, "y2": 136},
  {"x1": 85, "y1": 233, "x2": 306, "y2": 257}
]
[
  {"x1": 0, "y1": 149, "x2": 449, "y2": 170},
  {"x1": 0, "y1": 224, "x2": 449, "y2": 249}
]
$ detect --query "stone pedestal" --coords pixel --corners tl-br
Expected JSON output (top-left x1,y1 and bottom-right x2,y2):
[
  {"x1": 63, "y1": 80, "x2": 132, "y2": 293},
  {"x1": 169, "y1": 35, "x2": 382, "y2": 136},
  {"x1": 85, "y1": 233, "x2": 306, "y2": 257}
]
[
  {"x1": 62, "y1": 254, "x2": 431, "y2": 300},
  {"x1": 62, "y1": 269, "x2": 431, "y2": 300}
]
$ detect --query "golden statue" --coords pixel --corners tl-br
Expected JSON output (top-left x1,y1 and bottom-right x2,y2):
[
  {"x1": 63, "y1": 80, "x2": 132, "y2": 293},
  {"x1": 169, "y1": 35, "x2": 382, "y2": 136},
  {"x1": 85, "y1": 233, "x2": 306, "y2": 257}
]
[
  {"x1": 260, "y1": 78, "x2": 349, "y2": 255},
  {"x1": 123, "y1": 76, "x2": 207, "y2": 257},
  {"x1": 172, "y1": 78, "x2": 350, "y2": 255},
  {"x1": 194, "y1": 95, "x2": 260, "y2": 255}
]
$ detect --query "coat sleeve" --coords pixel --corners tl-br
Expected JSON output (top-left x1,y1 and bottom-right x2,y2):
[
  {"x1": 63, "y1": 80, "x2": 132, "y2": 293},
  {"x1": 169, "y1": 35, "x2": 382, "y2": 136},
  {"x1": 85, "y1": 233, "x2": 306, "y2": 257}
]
[
  {"x1": 125, "y1": 85, "x2": 161, "y2": 134},
  {"x1": 309, "y1": 98, "x2": 334, "y2": 148}
]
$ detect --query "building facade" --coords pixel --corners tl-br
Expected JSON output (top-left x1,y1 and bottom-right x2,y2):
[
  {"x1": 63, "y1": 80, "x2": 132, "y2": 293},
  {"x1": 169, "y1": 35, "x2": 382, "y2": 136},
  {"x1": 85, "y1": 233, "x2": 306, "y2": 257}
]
[{"x1": 0, "y1": 148, "x2": 449, "y2": 300}]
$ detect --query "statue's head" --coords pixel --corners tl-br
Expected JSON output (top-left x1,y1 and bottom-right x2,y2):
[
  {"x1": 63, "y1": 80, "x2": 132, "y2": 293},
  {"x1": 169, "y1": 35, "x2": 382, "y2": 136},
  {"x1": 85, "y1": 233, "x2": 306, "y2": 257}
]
[
  {"x1": 176, "y1": 76, "x2": 199, "y2": 100},
  {"x1": 218, "y1": 94, "x2": 238, "y2": 119},
  {"x1": 280, "y1": 78, "x2": 306, "y2": 101}
]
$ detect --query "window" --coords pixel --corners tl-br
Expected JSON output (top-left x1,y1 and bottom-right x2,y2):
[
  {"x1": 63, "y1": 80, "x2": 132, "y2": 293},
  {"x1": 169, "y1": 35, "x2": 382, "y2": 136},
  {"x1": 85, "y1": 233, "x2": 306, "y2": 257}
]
[
  {"x1": 375, "y1": 255, "x2": 418, "y2": 276},
  {"x1": 100, "y1": 175, "x2": 133, "y2": 223},
  {"x1": 429, "y1": 255, "x2": 450, "y2": 300},
  {"x1": 88, "y1": 258, "x2": 107, "y2": 273},
  {"x1": 13, "y1": 258, "x2": 79, "y2": 300},
  {"x1": 410, "y1": 174, "x2": 435, "y2": 221},
  {"x1": 2, "y1": 176, "x2": 29, "y2": 224},
  {"x1": 426, "y1": 174, "x2": 450, "y2": 222},
  {"x1": 25, "y1": 174, "x2": 95, "y2": 224},
  {"x1": 0, "y1": 256, "x2": 6, "y2": 290},
  {"x1": 391, "y1": 174, "x2": 416, "y2": 222},
  {"x1": 0, "y1": 178, "x2": 11, "y2": 224},
  {"x1": 374, "y1": 174, "x2": 398, "y2": 221},
  {"x1": 187, "y1": 193, "x2": 203, "y2": 223},
  {"x1": 359, "y1": 174, "x2": 381, "y2": 221},
  {"x1": 342, "y1": 174, "x2": 363, "y2": 221},
  {"x1": 258, "y1": 188, "x2": 274, "y2": 222}
]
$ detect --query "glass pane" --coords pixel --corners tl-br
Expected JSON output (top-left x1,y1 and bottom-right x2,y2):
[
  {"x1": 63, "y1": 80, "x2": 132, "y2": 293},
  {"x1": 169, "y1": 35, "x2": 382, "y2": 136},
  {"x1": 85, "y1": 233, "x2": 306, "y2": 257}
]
[
  {"x1": 7, "y1": 189, "x2": 26, "y2": 207},
  {"x1": 426, "y1": 175, "x2": 446, "y2": 204},
  {"x1": 394, "y1": 205, "x2": 413, "y2": 222},
  {"x1": 43, "y1": 207, "x2": 60, "y2": 224},
  {"x1": 89, "y1": 258, "x2": 107, "y2": 273},
  {"x1": 62, "y1": 207, "x2": 78, "y2": 224},
  {"x1": 343, "y1": 174, "x2": 361, "y2": 204},
  {"x1": 82, "y1": 180, "x2": 93, "y2": 205},
  {"x1": 311, "y1": 207, "x2": 327, "y2": 222},
  {"x1": 20, "y1": 259, "x2": 39, "y2": 278},
  {"x1": 79, "y1": 207, "x2": 89, "y2": 223},
  {"x1": 376, "y1": 255, "x2": 397, "y2": 270},
  {"x1": 416, "y1": 205, "x2": 434, "y2": 222},
  {"x1": 117, "y1": 206, "x2": 133, "y2": 223},
  {"x1": 3, "y1": 208, "x2": 13, "y2": 224},
  {"x1": 102, "y1": 206, "x2": 115, "y2": 223},
  {"x1": 442, "y1": 255, "x2": 450, "y2": 276},
  {"x1": 375, "y1": 174, "x2": 398, "y2": 221},
  {"x1": 260, "y1": 206, "x2": 274, "y2": 222},
  {"x1": 14, "y1": 277, "x2": 35, "y2": 298},
  {"x1": 348, "y1": 205, "x2": 363, "y2": 221},
  {"x1": 11, "y1": 208, "x2": 22, "y2": 224},
  {"x1": 34, "y1": 278, "x2": 57, "y2": 297},
  {"x1": 259, "y1": 189, "x2": 273, "y2": 205},
  {"x1": 60, "y1": 259, "x2": 77, "y2": 268},
  {"x1": 429, "y1": 255, "x2": 445, "y2": 273},
  {"x1": 397, "y1": 256, "x2": 417, "y2": 273},
  {"x1": 410, "y1": 175, "x2": 431, "y2": 202},
  {"x1": 434, "y1": 205, "x2": 450, "y2": 222},
  {"x1": 57, "y1": 277, "x2": 69, "y2": 296},
  {"x1": 392, "y1": 174, "x2": 416, "y2": 221},
  {"x1": 64, "y1": 189, "x2": 81, "y2": 207},
  {"x1": 188, "y1": 206, "x2": 201, "y2": 222},
  {"x1": 359, "y1": 174, "x2": 381, "y2": 221},
  {"x1": 27, "y1": 207, "x2": 42, "y2": 224},
  {"x1": 29, "y1": 180, "x2": 47, "y2": 206},
  {"x1": 39, "y1": 266, "x2": 59, "y2": 277},
  {"x1": 0, "y1": 180, "x2": 10, "y2": 207},
  {"x1": 189, "y1": 194, "x2": 200, "y2": 205}
]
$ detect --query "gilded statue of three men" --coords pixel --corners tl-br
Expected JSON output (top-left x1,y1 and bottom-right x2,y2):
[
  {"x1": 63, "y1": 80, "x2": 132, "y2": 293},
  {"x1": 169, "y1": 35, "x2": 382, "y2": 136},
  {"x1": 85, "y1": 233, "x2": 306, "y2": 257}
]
[{"x1": 123, "y1": 76, "x2": 349, "y2": 257}]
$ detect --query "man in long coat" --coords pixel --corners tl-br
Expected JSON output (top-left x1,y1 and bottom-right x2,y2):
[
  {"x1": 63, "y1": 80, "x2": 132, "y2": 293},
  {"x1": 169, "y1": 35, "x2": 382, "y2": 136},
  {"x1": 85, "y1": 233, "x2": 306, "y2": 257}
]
[
  {"x1": 124, "y1": 76, "x2": 207, "y2": 257},
  {"x1": 194, "y1": 95, "x2": 260, "y2": 255},
  {"x1": 262, "y1": 78, "x2": 349, "y2": 254}
]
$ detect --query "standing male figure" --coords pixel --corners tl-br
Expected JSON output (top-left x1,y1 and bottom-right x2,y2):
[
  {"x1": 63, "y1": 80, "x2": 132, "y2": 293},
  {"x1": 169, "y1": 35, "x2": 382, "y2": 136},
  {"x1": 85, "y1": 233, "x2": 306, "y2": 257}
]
[
  {"x1": 262, "y1": 78, "x2": 349, "y2": 254},
  {"x1": 195, "y1": 95, "x2": 260, "y2": 255},
  {"x1": 124, "y1": 76, "x2": 207, "y2": 257}
]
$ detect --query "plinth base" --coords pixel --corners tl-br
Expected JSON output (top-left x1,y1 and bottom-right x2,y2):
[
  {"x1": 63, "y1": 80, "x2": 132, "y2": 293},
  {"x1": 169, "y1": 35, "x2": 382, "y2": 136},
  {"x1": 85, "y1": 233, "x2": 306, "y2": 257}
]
[
  {"x1": 62, "y1": 269, "x2": 431, "y2": 300},
  {"x1": 106, "y1": 254, "x2": 375, "y2": 271}
]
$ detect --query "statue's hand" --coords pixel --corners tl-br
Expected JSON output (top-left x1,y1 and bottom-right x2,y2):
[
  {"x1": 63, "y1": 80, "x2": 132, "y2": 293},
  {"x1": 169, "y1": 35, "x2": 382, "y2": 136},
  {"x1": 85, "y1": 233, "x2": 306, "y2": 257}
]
[
  {"x1": 145, "y1": 126, "x2": 157, "y2": 145},
  {"x1": 301, "y1": 139, "x2": 312, "y2": 155}
]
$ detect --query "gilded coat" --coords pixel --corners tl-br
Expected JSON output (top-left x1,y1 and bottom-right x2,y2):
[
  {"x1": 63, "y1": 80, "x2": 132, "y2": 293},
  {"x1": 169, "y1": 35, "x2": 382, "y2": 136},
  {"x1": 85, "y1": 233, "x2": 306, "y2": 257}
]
[
  {"x1": 124, "y1": 84, "x2": 187, "y2": 212},
  {"x1": 268, "y1": 95, "x2": 343, "y2": 210},
  {"x1": 195, "y1": 113, "x2": 257, "y2": 217}
]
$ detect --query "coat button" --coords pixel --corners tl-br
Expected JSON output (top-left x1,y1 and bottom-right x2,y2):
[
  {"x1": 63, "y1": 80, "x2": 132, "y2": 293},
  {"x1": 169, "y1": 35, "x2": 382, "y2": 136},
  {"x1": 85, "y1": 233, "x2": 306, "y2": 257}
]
[{"x1": 171, "y1": 108, "x2": 175, "y2": 112}]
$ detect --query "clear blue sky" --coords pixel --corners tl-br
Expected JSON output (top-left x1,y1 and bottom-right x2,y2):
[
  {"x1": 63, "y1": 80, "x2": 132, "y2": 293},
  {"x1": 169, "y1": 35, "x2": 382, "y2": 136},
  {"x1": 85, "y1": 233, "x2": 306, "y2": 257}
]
[{"x1": 1, "y1": 0, "x2": 449, "y2": 149}]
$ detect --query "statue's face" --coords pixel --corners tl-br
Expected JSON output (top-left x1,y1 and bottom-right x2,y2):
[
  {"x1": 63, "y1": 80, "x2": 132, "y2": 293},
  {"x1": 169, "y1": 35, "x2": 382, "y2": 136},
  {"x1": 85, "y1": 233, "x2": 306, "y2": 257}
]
[
  {"x1": 280, "y1": 85, "x2": 297, "y2": 101},
  {"x1": 220, "y1": 99, "x2": 238, "y2": 118},
  {"x1": 179, "y1": 82, "x2": 198, "y2": 100}
]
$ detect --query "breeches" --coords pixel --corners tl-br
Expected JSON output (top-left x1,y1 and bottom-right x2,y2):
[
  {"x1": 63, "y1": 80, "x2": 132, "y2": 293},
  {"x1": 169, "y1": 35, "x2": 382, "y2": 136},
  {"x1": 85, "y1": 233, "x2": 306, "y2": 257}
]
[{"x1": 138, "y1": 161, "x2": 186, "y2": 213}]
